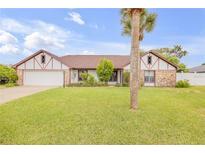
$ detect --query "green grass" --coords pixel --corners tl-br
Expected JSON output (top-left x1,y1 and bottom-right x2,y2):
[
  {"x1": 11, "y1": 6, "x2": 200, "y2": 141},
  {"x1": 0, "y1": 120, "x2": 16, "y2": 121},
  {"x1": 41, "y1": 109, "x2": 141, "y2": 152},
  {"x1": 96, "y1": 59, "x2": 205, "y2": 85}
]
[{"x1": 0, "y1": 87, "x2": 205, "y2": 144}]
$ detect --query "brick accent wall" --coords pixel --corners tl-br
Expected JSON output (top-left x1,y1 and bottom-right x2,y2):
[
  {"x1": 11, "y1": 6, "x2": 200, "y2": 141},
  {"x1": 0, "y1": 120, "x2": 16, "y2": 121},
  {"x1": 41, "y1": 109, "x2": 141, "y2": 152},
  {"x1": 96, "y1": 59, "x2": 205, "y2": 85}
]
[
  {"x1": 155, "y1": 70, "x2": 176, "y2": 87},
  {"x1": 16, "y1": 69, "x2": 23, "y2": 86}
]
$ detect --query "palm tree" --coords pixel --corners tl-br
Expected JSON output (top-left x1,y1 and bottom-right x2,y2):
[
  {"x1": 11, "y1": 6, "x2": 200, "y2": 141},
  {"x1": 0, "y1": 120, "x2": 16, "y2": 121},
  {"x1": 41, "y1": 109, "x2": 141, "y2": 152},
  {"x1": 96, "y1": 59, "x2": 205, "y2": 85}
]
[{"x1": 121, "y1": 9, "x2": 157, "y2": 110}]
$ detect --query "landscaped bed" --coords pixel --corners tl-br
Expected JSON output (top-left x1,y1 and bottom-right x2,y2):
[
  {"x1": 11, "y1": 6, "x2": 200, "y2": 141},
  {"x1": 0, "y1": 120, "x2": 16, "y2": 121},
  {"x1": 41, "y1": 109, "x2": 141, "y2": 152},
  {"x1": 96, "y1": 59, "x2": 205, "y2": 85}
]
[{"x1": 0, "y1": 87, "x2": 205, "y2": 144}]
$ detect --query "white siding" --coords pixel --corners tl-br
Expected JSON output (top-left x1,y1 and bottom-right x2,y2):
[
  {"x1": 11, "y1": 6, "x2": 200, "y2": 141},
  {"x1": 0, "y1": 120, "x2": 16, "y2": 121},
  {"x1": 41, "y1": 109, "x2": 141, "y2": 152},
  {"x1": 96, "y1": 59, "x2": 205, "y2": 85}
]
[
  {"x1": 16, "y1": 52, "x2": 68, "y2": 70},
  {"x1": 123, "y1": 53, "x2": 176, "y2": 71},
  {"x1": 25, "y1": 58, "x2": 34, "y2": 69},
  {"x1": 44, "y1": 53, "x2": 51, "y2": 64},
  {"x1": 159, "y1": 59, "x2": 168, "y2": 70},
  {"x1": 141, "y1": 62, "x2": 147, "y2": 70},
  {"x1": 168, "y1": 64, "x2": 175, "y2": 70},
  {"x1": 16, "y1": 51, "x2": 69, "y2": 86},
  {"x1": 35, "y1": 54, "x2": 43, "y2": 68},
  {"x1": 46, "y1": 58, "x2": 53, "y2": 69},
  {"x1": 52, "y1": 59, "x2": 62, "y2": 69}
]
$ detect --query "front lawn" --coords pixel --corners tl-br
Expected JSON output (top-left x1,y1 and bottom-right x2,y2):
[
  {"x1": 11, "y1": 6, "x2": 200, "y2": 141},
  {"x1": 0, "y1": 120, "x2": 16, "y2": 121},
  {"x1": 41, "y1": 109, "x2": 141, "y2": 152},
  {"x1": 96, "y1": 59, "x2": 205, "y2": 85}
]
[{"x1": 0, "y1": 87, "x2": 205, "y2": 144}]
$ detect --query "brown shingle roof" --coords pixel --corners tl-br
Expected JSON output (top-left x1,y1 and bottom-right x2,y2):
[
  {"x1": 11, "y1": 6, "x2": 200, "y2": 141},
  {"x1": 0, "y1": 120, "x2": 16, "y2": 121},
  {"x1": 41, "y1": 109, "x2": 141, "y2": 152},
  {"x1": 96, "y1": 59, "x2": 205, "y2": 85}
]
[
  {"x1": 59, "y1": 55, "x2": 130, "y2": 69},
  {"x1": 13, "y1": 49, "x2": 178, "y2": 69},
  {"x1": 189, "y1": 65, "x2": 205, "y2": 73}
]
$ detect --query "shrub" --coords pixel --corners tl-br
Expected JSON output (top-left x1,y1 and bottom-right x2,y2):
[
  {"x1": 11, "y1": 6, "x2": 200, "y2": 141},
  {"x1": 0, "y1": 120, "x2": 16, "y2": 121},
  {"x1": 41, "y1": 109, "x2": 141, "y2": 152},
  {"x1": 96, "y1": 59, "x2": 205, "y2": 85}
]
[
  {"x1": 176, "y1": 80, "x2": 190, "y2": 88},
  {"x1": 86, "y1": 74, "x2": 96, "y2": 86},
  {"x1": 80, "y1": 73, "x2": 96, "y2": 86},
  {"x1": 96, "y1": 59, "x2": 114, "y2": 84},
  {"x1": 80, "y1": 72, "x2": 89, "y2": 81},
  {"x1": 123, "y1": 71, "x2": 130, "y2": 85},
  {"x1": 5, "y1": 82, "x2": 18, "y2": 87},
  {"x1": 0, "y1": 64, "x2": 18, "y2": 84}
]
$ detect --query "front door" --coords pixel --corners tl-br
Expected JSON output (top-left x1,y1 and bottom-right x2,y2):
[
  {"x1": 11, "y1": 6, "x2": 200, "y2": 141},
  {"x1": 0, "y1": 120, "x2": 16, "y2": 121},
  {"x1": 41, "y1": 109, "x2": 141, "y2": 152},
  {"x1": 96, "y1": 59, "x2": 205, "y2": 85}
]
[{"x1": 144, "y1": 70, "x2": 155, "y2": 86}]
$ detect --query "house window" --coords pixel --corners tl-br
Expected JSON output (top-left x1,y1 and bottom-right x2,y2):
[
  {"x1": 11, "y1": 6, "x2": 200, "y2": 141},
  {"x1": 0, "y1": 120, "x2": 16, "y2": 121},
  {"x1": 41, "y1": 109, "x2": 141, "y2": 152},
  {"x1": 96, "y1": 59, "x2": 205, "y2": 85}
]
[
  {"x1": 78, "y1": 69, "x2": 88, "y2": 81},
  {"x1": 109, "y1": 71, "x2": 118, "y2": 82},
  {"x1": 41, "y1": 55, "x2": 46, "y2": 64},
  {"x1": 144, "y1": 71, "x2": 155, "y2": 83},
  {"x1": 148, "y1": 56, "x2": 152, "y2": 64}
]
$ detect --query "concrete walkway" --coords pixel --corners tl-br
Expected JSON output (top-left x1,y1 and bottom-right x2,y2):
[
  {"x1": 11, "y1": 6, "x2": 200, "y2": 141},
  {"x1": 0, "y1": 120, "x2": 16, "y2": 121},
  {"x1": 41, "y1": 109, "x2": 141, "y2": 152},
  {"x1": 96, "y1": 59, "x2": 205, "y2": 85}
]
[{"x1": 0, "y1": 86, "x2": 55, "y2": 105}]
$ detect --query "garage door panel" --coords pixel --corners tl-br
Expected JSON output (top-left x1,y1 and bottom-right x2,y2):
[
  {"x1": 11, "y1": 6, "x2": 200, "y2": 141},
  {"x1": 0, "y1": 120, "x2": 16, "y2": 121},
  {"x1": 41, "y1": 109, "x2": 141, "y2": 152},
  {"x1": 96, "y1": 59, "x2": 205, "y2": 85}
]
[{"x1": 24, "y1": 71, "x2": 64, "y2": 86}]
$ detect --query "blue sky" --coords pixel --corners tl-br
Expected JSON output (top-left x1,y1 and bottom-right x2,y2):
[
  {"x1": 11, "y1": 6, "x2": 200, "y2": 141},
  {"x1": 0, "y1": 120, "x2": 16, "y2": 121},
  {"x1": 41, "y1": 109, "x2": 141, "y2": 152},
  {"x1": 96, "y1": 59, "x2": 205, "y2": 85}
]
[{"x1": 0, "y1": 8, "x2": 205, "y2": 67}]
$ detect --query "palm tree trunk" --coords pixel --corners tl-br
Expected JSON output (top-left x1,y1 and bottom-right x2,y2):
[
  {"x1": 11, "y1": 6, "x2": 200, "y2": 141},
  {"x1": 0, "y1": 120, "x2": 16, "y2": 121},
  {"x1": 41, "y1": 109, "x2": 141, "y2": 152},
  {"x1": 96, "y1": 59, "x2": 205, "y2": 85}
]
[{"x1": 130, "y1": 9, "x2": 140, "y2": 110}]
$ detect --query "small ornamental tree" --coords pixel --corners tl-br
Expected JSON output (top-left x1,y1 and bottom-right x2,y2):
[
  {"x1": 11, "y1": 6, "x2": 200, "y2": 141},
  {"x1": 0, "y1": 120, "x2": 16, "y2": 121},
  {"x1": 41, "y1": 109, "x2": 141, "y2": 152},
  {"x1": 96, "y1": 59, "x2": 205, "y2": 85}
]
[{"x1": 96, "y1": 59, "x2": 114, "y2": 84}]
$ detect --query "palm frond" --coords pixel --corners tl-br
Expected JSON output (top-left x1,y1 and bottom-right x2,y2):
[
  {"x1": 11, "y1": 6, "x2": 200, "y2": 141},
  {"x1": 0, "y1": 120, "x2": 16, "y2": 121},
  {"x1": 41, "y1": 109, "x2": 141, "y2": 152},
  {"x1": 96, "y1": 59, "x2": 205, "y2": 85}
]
[{"x1": 120, "y1": 8, "x2": 157, "y2": 40}]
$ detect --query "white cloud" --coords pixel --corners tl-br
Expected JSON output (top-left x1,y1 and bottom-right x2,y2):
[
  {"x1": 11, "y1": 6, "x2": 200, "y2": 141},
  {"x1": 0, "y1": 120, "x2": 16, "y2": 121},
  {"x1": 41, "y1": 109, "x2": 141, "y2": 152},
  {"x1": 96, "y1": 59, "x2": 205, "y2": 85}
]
[
  {"x1": 0, "y1": 44, "x2": 19, "y2": 54},
  {"x1": 65, "y1": 12, "x2": 85, "y2": 25},
  {"x1": 0, "y1": 30, "x2": 19, "y2": 54},
  {"x1": 0, "y1": 18, "x2": 31, "y2": 34},
  {"x1": 0, "y1": 30, "x2": 18, "y2": 44},
  {"x1": 22, "y1": 20, "x2": 70, "y2": 52},
  {"x1": 0, "y1": 18, "x2": 73, "y2": 55},
  {"x1": 81, "y1": 50, "x2": 95, "y2": 55},
  {"x1": 31, "y1": 20, "x2": 69, "y2": 38},
  {"x1": 24, "y1": 32, "x2": 65, "y2": 50}
]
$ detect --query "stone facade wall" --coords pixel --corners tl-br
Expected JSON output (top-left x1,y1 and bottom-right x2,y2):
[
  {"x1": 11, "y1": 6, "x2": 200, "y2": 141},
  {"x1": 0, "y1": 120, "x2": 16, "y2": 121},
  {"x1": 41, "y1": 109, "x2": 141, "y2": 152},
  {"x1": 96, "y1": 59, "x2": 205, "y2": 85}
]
[
  {"x1": 155, "y1": 70, "x2": 176, "y2": 87},
  {"x1": 16, "y1": 69, "x2": 23, "y2": 86}
]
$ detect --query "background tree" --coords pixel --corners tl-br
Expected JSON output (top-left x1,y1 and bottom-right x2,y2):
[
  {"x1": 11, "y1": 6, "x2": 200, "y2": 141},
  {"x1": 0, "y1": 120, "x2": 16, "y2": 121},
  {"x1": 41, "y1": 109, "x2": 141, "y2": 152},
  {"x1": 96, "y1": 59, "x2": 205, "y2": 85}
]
[
  {"x1": 96, "y1": 59, "x2": 114, "y2": 84},
  {"x1": 155, "y1": 45, "x2": 189, "y2": 72},
  {"x1": 121, "y1": 8, "x2": 157, "y2": 110},
  {"x1": 157, "y1": 45, "x2": 187, "y2": 59}
]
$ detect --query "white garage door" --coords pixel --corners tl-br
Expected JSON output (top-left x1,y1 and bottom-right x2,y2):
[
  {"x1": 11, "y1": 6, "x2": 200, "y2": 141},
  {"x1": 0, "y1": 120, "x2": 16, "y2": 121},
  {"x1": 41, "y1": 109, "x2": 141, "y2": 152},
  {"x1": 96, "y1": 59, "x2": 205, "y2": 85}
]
[{"x1": 23, "y1": 70, "x2": 64, "y2": 86}]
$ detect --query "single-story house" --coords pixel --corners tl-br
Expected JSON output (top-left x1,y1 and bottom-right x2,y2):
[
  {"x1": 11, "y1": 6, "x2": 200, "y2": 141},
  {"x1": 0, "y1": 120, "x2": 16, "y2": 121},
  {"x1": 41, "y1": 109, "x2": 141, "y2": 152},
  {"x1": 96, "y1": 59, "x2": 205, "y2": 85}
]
[
  {"x1": 13, "y1": 49, "x2": 178, "y2": 87},
  {"x1": 189, "y1": 65, "x2": 205, "y2": 73}
]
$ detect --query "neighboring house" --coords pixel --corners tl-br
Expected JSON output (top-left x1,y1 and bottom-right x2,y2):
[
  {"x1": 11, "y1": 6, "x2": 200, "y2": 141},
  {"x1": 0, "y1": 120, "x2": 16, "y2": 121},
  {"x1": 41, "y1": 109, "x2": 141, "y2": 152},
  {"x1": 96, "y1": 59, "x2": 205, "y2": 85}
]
[
  {"x1": 189, "y1": 65, "x2": 205, "y2": 73},
  {"x1": 13, "y1": 49, "x2": 178, "y2": 87}
]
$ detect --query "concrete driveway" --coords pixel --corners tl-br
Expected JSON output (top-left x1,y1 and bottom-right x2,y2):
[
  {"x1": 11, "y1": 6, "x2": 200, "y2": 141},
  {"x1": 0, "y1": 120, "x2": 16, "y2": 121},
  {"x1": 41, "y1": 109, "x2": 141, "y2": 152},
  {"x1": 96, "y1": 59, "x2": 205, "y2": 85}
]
[{"x1": 0, "y1": 86, "x2": 55, "y2": 105}]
